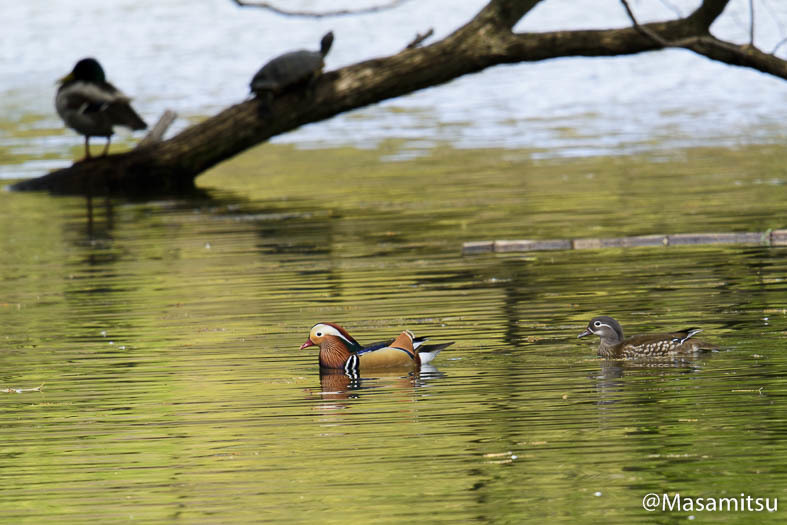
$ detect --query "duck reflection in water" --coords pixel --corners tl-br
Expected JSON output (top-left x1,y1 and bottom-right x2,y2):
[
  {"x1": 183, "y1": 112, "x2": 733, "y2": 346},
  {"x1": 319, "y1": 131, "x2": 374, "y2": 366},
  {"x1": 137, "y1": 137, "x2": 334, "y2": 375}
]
[
  {"x1": 591, "y1": 356, "x2": 707, "y2": 412},
  {"x1": 312, "y1": 365, "x2": 447, "y2": 404}
]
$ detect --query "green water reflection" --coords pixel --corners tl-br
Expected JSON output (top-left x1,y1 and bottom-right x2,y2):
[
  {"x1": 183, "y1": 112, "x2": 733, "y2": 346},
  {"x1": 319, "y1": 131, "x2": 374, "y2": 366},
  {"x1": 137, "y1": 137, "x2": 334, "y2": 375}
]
[{"x1": 0, "y1": 143, "x2": 785, "y2": 523}]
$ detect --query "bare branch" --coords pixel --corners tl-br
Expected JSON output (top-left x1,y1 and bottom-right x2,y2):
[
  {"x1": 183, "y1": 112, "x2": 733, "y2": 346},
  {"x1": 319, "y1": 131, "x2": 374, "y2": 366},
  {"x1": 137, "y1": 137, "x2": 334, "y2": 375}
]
[
  {"x1": 231, "y1": 0, "x2": 414, "y2": 18},
  {"x1": 618, "y1": 0, "x2": 785, "y2": 79},
  {"x1": 470, "y1": 0, "x2": 544, "y2": 31},
  {"x1": 620, "y1": 0, "x2": 671, "y2": 47},
  {"x1": 761, "y1": 0, "x2": 787, "y2": 54},
  {"x1": 656, "y1": 0, "x2": 684, "y2": 18},
  {"x1": 749, "y1": 0, "x2": 755, "y2": 45},
  {"x1": 136, "y1": 110, "x2": 178, "y2": 149},
  {"x1": 405, "y1": 29, "x2": 434, "y2": 50},
  {"x1": 679, "y1": 36, "x2": 787, "y2": 78},
  {"x1": 12, "y1": 0, "x2": 786, "y2": 195},
  {"x1": 685, "y1": 0, "x2": 731, "y2": 30}
]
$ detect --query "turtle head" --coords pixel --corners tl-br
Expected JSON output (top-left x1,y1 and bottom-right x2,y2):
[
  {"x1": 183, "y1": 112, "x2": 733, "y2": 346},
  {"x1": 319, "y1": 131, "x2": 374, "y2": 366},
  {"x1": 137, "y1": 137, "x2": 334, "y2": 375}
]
[{"x1": 320, "y1": 31, "x2": 334, "y2": 57}]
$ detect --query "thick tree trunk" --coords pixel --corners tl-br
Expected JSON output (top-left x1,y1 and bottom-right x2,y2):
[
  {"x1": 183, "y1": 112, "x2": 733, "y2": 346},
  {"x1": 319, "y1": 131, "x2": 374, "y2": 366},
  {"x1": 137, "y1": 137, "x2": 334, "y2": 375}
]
[{"x1": 12, "y1": 0, "x2": 785, "y2": 195}]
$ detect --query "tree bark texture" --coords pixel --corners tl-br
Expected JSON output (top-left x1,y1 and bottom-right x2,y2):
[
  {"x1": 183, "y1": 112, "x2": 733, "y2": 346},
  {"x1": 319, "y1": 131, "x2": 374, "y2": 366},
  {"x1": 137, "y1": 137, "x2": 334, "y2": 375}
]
[{"x1": 12, "y1": 0, "x2": 786, "y2": 195}]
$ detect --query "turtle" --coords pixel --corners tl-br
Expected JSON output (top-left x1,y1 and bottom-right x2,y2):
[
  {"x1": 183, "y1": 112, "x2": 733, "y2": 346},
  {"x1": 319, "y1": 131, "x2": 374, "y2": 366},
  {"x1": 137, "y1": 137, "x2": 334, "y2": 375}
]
[
  {"x1": 55, "y1": 57, "x2": 147, "y2": 159},
  {"x1": 250, "y1": 31, "x2": 334, "y2": 106}
]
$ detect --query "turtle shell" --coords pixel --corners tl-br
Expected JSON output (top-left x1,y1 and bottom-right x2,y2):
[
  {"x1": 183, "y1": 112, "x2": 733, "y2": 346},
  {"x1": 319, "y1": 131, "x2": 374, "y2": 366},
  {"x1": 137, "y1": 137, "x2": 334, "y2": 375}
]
[
  {"x1": 250, "y1": 50, "x2": 324, "y2": 94},
  {"x1": 250, "y1": 31, "x2": 333, "y2": 96}
]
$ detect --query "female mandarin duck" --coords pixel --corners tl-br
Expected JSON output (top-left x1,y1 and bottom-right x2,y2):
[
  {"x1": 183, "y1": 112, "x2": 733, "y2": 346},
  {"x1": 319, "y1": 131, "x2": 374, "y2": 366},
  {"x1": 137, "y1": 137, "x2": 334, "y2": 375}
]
[
  {"x1": 56, "y1": 58, "x2": 147, "y2": 159},
  {"x1": 578, "y1": 315, "x2": 715, "y2": 358},
  {"x1": 300, "y1": 323, "x2": 453, "y2": 374}
]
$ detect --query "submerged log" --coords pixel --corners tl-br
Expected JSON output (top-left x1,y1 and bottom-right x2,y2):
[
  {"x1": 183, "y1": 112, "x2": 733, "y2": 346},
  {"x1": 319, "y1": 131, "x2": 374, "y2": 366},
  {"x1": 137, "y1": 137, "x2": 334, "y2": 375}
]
[
  {"x1": 12, "y1": 0, "x2": 786, "y2": 195},
  {"x1": 462, "y1": 230, "x2": 786, "y2": 254}
]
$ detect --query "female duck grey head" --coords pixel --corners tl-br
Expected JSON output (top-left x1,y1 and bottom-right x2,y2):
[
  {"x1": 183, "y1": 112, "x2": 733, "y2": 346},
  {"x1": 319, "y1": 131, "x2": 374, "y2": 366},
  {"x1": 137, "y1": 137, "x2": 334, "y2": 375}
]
[{"x1": 577, "y1": 315, "x2": 624, "y2": 344}]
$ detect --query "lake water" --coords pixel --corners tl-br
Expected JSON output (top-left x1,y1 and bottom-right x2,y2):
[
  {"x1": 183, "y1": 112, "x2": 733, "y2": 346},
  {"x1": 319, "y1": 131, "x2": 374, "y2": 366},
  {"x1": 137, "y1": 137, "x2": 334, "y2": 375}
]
[
  {"x1": 2, "y1": 0, "x2": 787, "y2": 522},
  {"x1": 1, "y1": 143, "x2": 786, "y2": 523}
]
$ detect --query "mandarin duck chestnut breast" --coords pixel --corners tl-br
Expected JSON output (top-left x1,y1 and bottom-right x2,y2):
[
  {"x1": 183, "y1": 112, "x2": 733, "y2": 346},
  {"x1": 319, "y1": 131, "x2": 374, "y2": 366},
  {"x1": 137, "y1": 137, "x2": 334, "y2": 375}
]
[
  {"x1": 299, "y1": 323, "x2": 453, "y2": 374},
  {"x1": 577, "y1": 315, "x2": 715, "y2": 358}
]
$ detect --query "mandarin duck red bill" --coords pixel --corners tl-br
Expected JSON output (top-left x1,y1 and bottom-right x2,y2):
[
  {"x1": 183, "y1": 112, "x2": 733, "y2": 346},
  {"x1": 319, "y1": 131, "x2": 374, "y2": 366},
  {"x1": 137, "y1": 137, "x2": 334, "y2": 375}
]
[
  {"x1": 578, "y1": 315, "x2": 716, "y2": 358},
  {"x1": 300, "y1": 322, "x2": 453, "y2": 374}
]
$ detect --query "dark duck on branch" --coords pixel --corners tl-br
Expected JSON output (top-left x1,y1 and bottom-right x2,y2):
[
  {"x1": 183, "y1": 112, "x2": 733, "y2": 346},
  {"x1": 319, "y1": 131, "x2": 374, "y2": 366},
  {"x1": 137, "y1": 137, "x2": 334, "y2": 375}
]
[{"x1": 56, "y1": 57, "x2": 147, "y2": 159}]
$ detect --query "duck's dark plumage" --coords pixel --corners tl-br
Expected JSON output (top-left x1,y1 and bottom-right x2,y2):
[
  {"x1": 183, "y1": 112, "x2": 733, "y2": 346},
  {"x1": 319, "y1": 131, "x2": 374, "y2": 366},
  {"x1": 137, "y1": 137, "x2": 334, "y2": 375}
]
[{"x1": 56, "y1": 58, "x2": 146, "y2": 158}]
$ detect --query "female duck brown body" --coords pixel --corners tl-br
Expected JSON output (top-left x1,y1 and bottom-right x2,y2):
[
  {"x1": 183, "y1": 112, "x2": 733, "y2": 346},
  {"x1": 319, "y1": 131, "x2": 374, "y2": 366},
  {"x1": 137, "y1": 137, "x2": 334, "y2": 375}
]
[{"x1": 578, "y1": 316, "x2": 715, "y2": 358}]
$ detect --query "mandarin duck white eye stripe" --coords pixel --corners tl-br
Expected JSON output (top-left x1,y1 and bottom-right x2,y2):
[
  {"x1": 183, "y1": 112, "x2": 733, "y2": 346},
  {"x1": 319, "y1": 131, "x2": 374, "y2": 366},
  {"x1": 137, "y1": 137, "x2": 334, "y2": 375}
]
[
  {"x1": 678, "y1": 329, "x2": 703, "y2": 344},
  {"x1": 311, "y1": 323, "x2": 356, "y2": 347},
  {"x1": 591, "y1": 322, "x2": 616, "y2": 334}
]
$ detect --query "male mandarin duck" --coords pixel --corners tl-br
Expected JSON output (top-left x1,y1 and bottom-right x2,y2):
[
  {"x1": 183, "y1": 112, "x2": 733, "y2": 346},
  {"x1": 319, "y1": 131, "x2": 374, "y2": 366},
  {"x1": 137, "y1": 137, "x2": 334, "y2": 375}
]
[
  {"x1": 578, "y1": 315, "x2": 715, "y2": 359},
  {"x1": 300, "y1": 322, "x2": 453, "y2": 374},
  {"x1": 56, "y1": 58, "x2": 147, "y2": 159}
]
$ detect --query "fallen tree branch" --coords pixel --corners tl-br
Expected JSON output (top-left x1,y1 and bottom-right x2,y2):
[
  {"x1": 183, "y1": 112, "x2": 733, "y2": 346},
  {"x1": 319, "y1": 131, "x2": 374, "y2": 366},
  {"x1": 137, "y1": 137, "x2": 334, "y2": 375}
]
[
  {"x1": 619, "y1": 0, "x2": 787, "y2": 79},
  {"x1": 11, "y1": 0, "x2": 787, "y2": 196}
]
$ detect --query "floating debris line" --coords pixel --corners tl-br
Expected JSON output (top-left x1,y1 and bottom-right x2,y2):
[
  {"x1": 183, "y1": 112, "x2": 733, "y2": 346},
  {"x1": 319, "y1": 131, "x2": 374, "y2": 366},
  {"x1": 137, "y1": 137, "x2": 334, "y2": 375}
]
[
  {"x1": 462, "y1": 230, "x2": 787, "y2": 255},
  {"x1": 2, "y1": 384, "x2": 44, "y2": 394}
]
